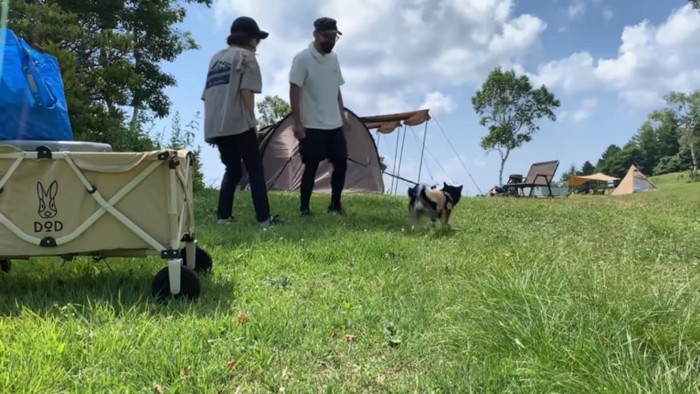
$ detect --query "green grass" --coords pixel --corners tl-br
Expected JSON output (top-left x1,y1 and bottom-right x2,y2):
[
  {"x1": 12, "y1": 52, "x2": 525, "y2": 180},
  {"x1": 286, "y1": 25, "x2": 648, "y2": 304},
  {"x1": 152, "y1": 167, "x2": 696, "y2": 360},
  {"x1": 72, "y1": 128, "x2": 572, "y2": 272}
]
[
  {"x1": 1, "y1": 181, "x2": 700, "y2": 392},
  {"x1": 650, "y1": 171, "x2": 698, "y2": 186}
]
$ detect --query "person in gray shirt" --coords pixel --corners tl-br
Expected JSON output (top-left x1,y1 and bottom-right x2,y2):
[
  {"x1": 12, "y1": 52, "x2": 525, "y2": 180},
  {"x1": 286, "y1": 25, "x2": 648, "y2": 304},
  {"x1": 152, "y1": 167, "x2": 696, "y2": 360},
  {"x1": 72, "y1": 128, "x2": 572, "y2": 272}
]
[{"x1": 202, "y1": 16, "x2": 286, "y2": 227}]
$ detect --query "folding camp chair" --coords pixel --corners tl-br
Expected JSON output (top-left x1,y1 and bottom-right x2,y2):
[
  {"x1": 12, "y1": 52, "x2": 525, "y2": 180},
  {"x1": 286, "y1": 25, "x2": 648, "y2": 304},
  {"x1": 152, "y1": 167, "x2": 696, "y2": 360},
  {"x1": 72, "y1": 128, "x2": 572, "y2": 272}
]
[{"x1": 505, "y1": 160, "x2": 560, "y2": 197}]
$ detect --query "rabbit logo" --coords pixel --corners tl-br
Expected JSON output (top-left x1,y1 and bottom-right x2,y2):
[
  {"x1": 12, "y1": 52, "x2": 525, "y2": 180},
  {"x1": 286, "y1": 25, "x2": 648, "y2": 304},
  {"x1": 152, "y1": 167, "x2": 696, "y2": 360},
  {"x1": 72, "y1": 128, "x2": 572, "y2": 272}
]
[{"x1": 37, "y1": 180, "x2": 58, "y2": 219}]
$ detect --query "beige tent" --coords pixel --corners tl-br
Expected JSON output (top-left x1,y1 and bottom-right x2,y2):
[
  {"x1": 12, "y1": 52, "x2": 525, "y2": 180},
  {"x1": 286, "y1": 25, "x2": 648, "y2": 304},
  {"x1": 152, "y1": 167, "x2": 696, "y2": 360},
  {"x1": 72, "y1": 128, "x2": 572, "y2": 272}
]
[
  {"x1": 567, "y1": 172, "x2": 619, "y2": 186},
  {"x1": 240, "y1": 108, "x2": 385, "y2": 193},
  {"x1": 611, "y1": 164, "x2": 657, "y2": 196}
]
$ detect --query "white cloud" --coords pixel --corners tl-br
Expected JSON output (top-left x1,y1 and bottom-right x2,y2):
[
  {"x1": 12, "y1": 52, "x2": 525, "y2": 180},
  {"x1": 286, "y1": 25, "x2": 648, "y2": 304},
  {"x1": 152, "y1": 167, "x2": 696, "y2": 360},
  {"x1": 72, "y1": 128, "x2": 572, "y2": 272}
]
[
  {"x1": 602, "y1": 7, "x2": 613, "y2": 21},
  {"x1": 568, "y1": 0, "x2": 586, "y2": 19},
  {"x1": 527, "y1": 4, "x2": 700, "y2": 109},
  {"x1": 420, "y1": 92, "x2": 456, "y2": 116},
  {"x1": 212, "y1": 0, "x2": 547, "y2": 116},
  {"x1": 570, "y1": 98, "x2": 597, "y2": 122}
]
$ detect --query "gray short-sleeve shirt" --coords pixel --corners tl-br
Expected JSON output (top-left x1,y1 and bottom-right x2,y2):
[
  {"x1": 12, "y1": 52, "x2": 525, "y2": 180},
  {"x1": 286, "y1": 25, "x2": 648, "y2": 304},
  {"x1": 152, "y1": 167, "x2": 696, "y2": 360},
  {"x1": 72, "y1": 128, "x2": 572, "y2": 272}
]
[{"x1": 202, "y1": 46, "x2": 262, "y2": 143}]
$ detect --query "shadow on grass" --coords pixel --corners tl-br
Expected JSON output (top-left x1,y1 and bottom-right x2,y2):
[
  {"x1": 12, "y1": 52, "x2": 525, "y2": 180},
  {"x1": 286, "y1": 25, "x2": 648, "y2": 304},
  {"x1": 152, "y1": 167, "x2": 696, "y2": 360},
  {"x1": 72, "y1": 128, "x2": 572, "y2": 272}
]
[{"x1": 0, "y1": 257, "x2": 235, "y2": 318}]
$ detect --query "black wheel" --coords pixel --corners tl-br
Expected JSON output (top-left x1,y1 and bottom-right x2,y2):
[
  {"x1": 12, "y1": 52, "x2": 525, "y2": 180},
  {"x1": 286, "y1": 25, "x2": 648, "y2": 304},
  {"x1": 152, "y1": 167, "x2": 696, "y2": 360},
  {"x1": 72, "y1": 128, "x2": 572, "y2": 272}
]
[
  {"x1": 0, "y1": 260, "x2": 10, "y2": 273},
  {"x1": 180, "y1": 245, "x2": 212, "y2": 274},
  {"x1": 151, "y1": 265, "x2": 201, "y2": 300}
]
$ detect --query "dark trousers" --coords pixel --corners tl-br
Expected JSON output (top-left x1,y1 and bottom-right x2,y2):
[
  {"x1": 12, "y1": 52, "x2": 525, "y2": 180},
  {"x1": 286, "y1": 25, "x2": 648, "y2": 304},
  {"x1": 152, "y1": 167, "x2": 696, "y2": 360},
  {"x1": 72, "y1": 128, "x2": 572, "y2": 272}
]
[
  {"x1": 214, "y1": 128, "x2": 270, "y2": 222},
  {"x1": 299, "y1": 127, "x2": 347, "y2": 210}
]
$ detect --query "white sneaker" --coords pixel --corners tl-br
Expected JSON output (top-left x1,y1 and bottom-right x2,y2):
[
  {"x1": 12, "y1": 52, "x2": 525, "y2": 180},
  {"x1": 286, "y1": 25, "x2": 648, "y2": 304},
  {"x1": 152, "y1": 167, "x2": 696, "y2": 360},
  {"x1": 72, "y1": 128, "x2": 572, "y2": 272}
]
[{"x1": 217, "y1": 218, "x2": 232, "y2": 225}]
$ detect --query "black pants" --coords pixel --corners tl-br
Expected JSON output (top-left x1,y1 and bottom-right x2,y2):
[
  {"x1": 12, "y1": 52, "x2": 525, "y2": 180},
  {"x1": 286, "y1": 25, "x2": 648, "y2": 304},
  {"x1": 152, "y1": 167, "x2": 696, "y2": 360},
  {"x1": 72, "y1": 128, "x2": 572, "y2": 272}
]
[
  {"x1": 299, "y1": 127, "x2": 347, "y2": 210},
  {"x1": 214, "y1": 128, "x2": 270, "y2": 222}
]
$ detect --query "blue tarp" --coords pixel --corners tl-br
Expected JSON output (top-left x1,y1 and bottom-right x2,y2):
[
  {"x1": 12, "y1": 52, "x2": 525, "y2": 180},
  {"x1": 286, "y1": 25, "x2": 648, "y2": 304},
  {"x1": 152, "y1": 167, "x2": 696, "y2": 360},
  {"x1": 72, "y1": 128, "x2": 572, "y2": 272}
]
[{"x1": 0, "y1": 28, "x2": 73, "y2": 141}]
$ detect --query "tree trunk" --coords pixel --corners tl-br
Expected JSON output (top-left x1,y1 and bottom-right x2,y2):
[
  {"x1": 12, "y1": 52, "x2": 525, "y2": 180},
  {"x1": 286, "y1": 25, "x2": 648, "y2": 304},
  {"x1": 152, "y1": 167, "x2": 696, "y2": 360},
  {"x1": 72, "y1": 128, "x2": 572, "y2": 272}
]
[
  {"x1": 498, "y1": 159, "x2": 505, "y2": 186},
  {"x1": 497, "y1": 148, "x2": 511, "y2": 186},
  {"x1": 690, "y1": 142, "x2": 697, "y2": 180},
  {"x1": 130, "y1": 106, "x2": 140, "y2": 132}
]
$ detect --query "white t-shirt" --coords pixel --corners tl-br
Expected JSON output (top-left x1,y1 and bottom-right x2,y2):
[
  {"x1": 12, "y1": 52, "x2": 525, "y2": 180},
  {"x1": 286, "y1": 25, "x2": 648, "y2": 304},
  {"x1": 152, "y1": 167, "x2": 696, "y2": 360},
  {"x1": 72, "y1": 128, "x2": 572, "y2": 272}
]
[
  {"x1": 289, "y1": 42, "x2": 345, "y2": 130},
  {"x1": 201, "y1": 46, "x2": 262, "y2": 143}
]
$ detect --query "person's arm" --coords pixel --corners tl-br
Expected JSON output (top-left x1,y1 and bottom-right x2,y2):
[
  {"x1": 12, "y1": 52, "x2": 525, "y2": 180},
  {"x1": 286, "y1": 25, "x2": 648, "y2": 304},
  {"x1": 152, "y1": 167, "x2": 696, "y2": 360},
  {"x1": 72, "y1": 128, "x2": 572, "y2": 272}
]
[
  {"x1": 338, "y1": 88, "x2": 349, "y2": 129},
  {"x1": 336, "y1": 59, "x2": 348, "y2": 129},
  {"x1": 240, "y1": 52, "x2": 263, "y2": 124},
  {"x1": 290, "y1": 84, "x2": 302, "y2": 128},
  {"x1": 289, "y1": 53, "x2": 307, "y2": 138}
]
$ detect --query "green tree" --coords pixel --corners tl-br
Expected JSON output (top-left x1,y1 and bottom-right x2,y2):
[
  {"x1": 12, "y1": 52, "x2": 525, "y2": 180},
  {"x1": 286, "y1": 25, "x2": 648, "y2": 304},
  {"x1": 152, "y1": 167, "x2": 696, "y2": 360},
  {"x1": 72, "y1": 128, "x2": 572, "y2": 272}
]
[
  {"x1": 631, "y1": 109, "x2": 681, "y2": 174},
  {"x1": 580, "y1": 161, "x2": 595, "y2": 175},
  {"x1": 598, "y1": 143, "x2": 644, "y2": 178},
  {"x1": 472, "y1": 67, "x2": 561, "y2": 185},
  {"x1": 161, "y1": 111, "x2": 206, "y2": 193},
  {"x1": 691, "y1": 0, "x2": 700, "y2": 10},
  {"x1": 257, "y1": 95, "x2": 292, "y2": 128},
  {"x1": 595, "y1": 144, "x2": 621, "y2": 174},
  {"x1": 654, "y1": 149, "x2": 693, "y2": 175},
  {"x1": 7, "y1": 0, "x2": 210, "y2": 151},
  {"x1": 560, "y1": 164, "x2": 577, "y2": 182},
  {"x1": 664, "y1": 91, "x2": 699, "y2": 178}
]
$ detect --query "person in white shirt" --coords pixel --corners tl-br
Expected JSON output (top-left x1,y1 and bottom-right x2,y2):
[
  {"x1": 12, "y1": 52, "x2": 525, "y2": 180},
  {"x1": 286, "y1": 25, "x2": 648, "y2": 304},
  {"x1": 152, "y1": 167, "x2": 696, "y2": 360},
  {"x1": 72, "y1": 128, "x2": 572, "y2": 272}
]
[
  {"x1": 289, "y1": 17, "x2": 350, "y2": 216},
  {"x1": 202, "y1": 16, "x2": 286, "y2": 227}
]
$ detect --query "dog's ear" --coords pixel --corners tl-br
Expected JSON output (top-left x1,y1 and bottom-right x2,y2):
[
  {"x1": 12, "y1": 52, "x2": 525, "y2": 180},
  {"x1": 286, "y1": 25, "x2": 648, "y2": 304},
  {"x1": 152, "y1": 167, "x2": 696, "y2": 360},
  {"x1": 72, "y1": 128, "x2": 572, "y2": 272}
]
[
  {"x1": 457, "y1": 185, "x2": 463, "y2": 192},
  {"x1": 443, "y1": 182, "x2": 448, "y2": 188}
]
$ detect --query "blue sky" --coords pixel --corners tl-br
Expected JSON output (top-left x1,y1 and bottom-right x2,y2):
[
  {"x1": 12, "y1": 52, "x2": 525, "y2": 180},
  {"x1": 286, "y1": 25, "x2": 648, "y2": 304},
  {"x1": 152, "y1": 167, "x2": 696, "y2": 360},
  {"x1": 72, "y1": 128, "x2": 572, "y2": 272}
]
[{"x1": 154, "y1": 0, "x2": 700, "y2": 196}]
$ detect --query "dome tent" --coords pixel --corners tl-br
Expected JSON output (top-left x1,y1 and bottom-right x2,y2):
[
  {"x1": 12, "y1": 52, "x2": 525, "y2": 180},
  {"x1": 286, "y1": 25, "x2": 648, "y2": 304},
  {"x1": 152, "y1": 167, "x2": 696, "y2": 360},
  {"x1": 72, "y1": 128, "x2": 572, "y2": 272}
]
[{"x1": 240, "y1": 108, "x2": 384, "y2": 193}]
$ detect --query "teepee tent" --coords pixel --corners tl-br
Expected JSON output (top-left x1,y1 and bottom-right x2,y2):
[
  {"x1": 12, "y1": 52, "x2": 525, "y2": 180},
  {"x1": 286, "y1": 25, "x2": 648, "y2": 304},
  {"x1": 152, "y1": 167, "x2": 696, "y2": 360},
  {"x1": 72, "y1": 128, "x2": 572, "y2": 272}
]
[
  {"x1": 611, "y1": 164, "x2": 657, "y2": 196},
  {"x1": 239, "y1": 108, "x2": 385, "y2": 193}
]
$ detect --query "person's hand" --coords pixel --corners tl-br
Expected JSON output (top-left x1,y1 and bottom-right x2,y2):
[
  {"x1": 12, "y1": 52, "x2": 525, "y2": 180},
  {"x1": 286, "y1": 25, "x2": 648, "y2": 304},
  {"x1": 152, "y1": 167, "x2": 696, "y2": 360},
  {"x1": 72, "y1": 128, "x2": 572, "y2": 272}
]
[
  {"x1": 342, "y1": 112, "x2": 350, "y2": 131},
  {"x1": 293, "y1": 122, "x2": 305, "y2": 140}
]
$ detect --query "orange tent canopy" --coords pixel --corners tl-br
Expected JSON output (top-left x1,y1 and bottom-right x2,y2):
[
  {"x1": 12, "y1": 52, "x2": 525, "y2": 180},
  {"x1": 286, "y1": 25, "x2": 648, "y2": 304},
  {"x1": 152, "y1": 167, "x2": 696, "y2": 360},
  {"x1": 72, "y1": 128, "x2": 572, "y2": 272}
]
[
  {"x1": 568, "y1": 172, "x2": 619, "y2": 186},
  {"x1": 358, "y1": 109, "x2": 430, "y2": 133}
]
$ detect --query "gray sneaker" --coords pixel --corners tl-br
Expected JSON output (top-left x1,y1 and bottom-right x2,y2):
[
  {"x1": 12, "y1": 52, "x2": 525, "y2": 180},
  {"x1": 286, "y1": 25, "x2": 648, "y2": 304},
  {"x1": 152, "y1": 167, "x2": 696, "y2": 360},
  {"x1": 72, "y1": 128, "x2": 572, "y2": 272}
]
[
  {"x1": 217, "y1": 217, "x2": 234, "y2": 225},
  {"x1": 259, "y1": 215, "x2": 289, "y2": 228}
]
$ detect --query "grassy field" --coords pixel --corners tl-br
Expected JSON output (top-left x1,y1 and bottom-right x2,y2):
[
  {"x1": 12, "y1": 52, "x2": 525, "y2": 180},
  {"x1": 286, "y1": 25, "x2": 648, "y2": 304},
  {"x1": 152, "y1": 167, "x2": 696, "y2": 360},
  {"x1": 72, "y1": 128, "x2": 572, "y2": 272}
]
[{"x1": 1, "y1": 175, "x2": 699, "y2": 393}]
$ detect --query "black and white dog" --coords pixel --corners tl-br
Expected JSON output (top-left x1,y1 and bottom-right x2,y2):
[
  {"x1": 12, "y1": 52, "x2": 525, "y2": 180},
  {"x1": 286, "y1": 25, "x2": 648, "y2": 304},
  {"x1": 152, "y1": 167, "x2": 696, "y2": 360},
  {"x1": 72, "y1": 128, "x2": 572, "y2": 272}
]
[{"x1": 407, "y1": 182, "x2": 463, "y2": 228}]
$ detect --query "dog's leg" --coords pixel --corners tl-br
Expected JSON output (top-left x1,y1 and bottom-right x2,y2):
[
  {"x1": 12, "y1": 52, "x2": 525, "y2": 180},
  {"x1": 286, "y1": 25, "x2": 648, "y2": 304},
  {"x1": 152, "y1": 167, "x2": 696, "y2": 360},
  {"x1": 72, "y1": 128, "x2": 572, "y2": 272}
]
[
  {"x1": 442, "y1": 209, "x2": 452, "y2": 230},
  {"x1": 409, "y1": 207, "x2": 420, "y2": 231},
  {"x1": 427, "y1": 209, "x2": 438, "y2": 230}
]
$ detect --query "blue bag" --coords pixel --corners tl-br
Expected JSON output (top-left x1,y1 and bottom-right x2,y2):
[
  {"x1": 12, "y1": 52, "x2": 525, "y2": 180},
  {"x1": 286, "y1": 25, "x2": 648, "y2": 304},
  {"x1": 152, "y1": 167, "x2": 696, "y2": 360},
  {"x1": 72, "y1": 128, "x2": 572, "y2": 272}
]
[{"x1": 0, "y1": 28, "x2": 74, "y2": 141}]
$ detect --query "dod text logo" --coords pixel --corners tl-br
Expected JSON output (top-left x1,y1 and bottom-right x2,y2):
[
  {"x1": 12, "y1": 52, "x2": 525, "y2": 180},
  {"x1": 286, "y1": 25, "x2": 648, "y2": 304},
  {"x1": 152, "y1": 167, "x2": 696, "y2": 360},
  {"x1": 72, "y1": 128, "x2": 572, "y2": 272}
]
[{"x1": 35, "y1": 180, "x2": 63, "y2": 232}]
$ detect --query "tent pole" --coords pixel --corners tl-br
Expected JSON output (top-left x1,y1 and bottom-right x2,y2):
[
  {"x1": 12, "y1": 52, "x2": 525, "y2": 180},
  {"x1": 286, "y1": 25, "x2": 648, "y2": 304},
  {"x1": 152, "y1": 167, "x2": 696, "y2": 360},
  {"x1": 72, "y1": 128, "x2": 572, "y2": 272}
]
[
  {"x1": 394, "y1": 125, "x2": 407, "y2": 195},
  {"x1": 390, "y1": 128, "x2": 401, "y2": 195},
  {"x1": 417, "y1": 120, "x2": 429, "y2": 184},
  {"x1": 376, "y1": 131, "x2": 387, "y2": 194}
]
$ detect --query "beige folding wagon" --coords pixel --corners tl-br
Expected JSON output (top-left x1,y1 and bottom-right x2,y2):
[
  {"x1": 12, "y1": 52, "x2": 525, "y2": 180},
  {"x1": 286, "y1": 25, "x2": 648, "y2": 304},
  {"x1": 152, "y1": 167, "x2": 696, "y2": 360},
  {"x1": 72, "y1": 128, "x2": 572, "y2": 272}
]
[{"x1": 0, "y1": 141, "x2": 212, "y2": 299}]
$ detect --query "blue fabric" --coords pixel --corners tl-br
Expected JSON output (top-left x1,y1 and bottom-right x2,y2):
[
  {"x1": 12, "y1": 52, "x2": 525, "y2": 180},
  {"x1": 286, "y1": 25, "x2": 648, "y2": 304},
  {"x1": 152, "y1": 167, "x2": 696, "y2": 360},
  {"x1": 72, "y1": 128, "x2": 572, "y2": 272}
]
[{"x1": 0, "y1": 28, "x2": 73, "y2": 141}]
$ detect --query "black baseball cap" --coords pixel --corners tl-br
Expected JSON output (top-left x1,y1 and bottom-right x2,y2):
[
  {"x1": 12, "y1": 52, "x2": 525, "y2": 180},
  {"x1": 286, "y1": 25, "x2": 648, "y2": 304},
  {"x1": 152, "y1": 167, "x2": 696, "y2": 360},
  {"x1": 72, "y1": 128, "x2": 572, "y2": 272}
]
[
  {"x1": 230, "y1": 16, "x2": 269, "y2": 39},
  {"x1": 314, "y1": 17, "x2": 342, "y2": 35}
]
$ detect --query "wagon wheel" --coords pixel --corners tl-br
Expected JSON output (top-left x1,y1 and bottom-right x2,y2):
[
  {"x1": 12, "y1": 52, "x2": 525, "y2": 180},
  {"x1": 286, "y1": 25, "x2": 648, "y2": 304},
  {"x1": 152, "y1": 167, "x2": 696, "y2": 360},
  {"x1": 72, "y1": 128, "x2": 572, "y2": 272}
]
[
  {"x1": 151, "y1": 265, "x2": 201, "y2": 300},
  {"x1": 0, "y1": 260, "x2": 10, "y2": 273},
  {"x1": 180, "y1": 245, "x2": 213, "y2": 274}
]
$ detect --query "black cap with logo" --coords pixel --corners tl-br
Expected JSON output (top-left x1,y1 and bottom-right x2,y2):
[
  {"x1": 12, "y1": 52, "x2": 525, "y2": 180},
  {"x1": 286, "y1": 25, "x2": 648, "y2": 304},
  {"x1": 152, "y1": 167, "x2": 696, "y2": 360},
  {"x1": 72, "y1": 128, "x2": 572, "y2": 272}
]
[{"x1": 230, "y1": 16, "x2": 269, "y2": 39}]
